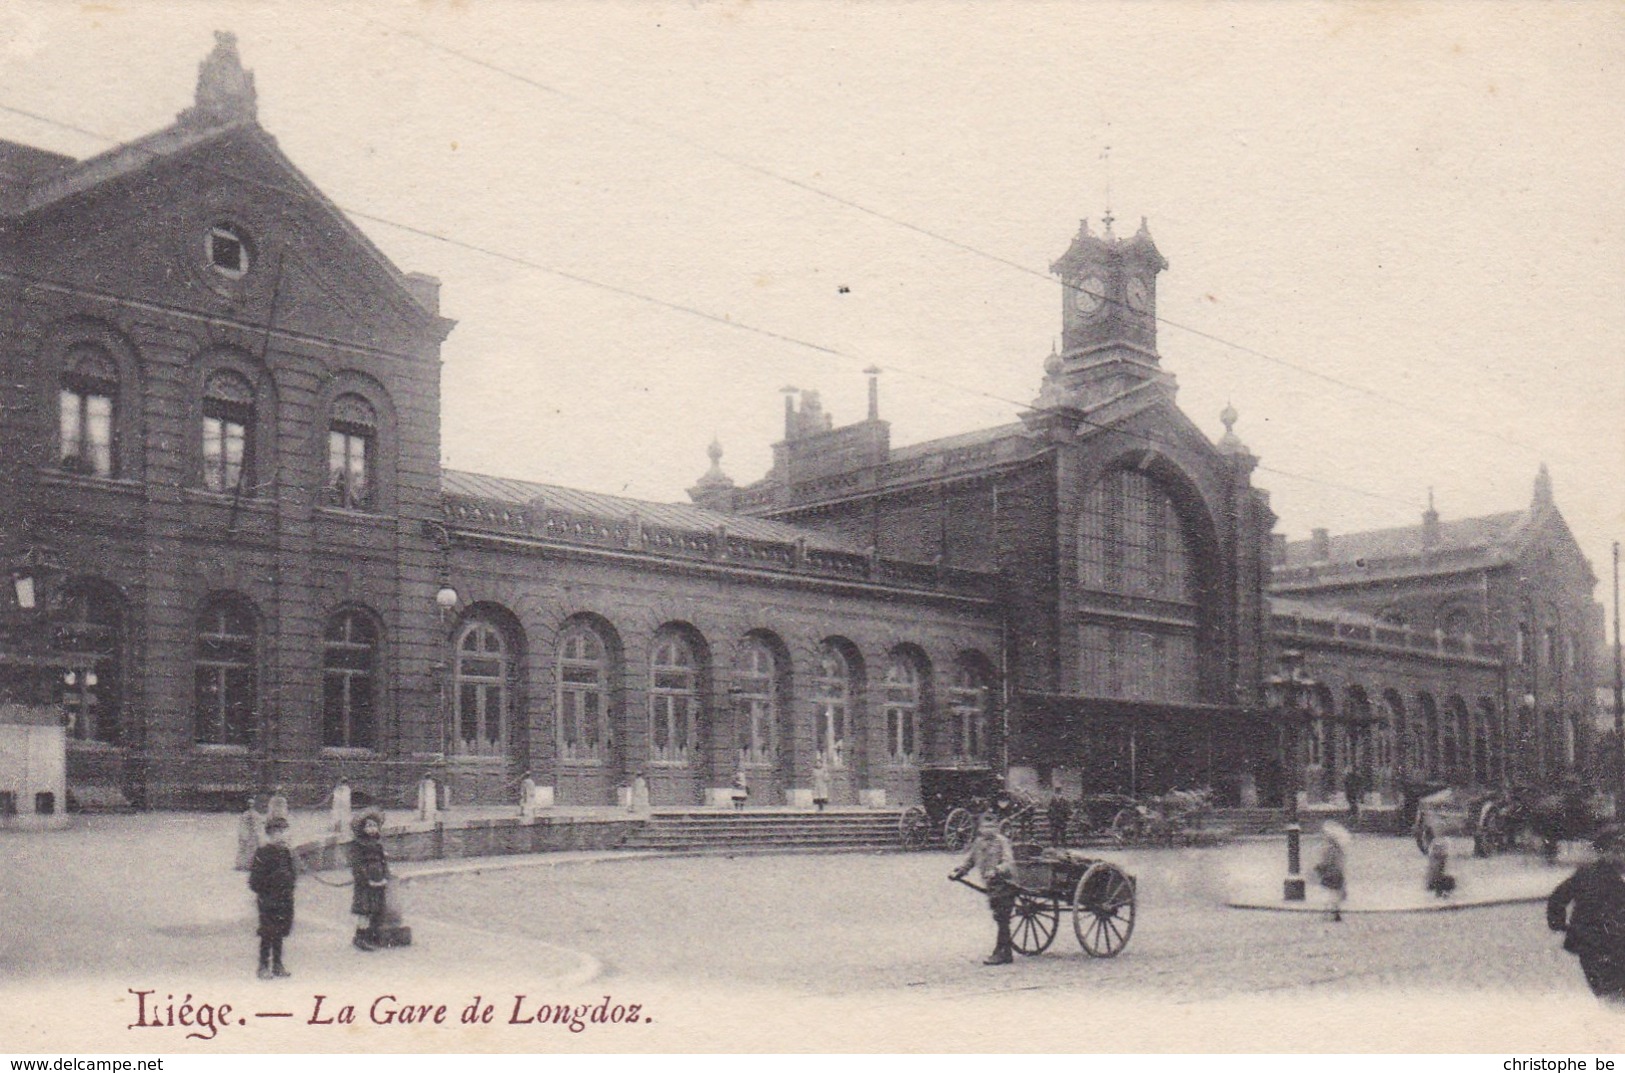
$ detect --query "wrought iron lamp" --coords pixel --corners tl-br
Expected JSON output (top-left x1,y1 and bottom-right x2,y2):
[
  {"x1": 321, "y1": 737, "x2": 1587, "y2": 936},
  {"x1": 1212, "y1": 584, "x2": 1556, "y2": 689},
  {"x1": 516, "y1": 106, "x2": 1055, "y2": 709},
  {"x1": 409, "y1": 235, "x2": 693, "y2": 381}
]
[{"x1": 1265, "y1": 649, "x2": 1318, "y2": 901}]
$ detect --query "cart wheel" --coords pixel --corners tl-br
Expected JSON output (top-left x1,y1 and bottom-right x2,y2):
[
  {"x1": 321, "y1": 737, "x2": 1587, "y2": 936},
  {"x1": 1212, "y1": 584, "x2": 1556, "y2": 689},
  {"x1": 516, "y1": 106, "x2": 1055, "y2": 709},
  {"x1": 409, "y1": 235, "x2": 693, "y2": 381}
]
[
  {"x1": 1073, "y1": 861, "x2": 1136, "y2": 958},
  {"x1": 898, "y1": 806, "x2": 930, "y2": 850},
  {"x1": 944, "y1": 807, "x2": 976, "y2": 852},
  {"x1": 1110, "y1": 807, "x2": 1142, "y2": 845},
  {"x1": 1010, "y1": 895, "x2": 1059, "y2": 956}
]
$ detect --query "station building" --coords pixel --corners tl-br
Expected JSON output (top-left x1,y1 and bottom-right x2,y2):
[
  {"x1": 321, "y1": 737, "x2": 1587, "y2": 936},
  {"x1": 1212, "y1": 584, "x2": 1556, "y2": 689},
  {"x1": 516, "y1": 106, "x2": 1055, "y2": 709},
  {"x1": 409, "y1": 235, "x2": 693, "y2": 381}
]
[{"x1": 0, "y1": 37, "x2": 1601, "y2": 814}]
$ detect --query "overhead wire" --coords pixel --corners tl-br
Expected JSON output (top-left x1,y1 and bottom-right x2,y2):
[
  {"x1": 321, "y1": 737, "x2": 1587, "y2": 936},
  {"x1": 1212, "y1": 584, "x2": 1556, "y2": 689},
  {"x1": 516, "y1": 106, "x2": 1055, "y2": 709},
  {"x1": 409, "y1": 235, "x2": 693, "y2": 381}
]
[
  {"x1": 357, "y1": 13, "x2": 1543, "y2": 458},
  {"x1": 0, "y1": 98, "x2": 1421, "y2": 511}
]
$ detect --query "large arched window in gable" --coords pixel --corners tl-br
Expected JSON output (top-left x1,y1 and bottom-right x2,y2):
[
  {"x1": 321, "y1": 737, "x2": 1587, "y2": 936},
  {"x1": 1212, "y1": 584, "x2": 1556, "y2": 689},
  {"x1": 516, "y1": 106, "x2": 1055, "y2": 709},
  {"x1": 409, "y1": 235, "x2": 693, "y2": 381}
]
[
  {"x1": 195, "y1": 595, "x2": 257, "y2": 746},
  {"x1": 1076, "y1": 465, "x2": 1202, "y2": 704},
  {"x1": 323, "y1": 609, "x2": 379, "y2": 750},
  {"x1": 59, "y1": 343, "x2": 119, "y2": 478},
  {"x1": 1079, "y1": 468, "x2": 1196, "y2": 601}
]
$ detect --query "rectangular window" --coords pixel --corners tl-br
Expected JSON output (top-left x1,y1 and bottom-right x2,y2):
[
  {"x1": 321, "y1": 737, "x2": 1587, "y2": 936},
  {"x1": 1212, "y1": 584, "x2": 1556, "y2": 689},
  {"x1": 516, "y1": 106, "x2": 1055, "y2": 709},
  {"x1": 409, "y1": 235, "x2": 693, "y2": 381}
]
[
  {"x1": 60, "y1": 387, "x2": 115, "y2": 477},
  {"x1": 203, "y1": 409, "x2": 248, "y2": 492},
  {"x1": 328, "y1": 429, "x2": 372, "y2": 509}
]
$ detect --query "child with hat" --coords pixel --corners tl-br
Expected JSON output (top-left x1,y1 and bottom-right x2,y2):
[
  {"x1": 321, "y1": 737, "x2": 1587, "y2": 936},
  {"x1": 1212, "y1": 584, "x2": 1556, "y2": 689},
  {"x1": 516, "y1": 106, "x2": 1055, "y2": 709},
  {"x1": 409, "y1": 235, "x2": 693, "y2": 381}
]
[{"x1": 248, "y1": 814, "x2": 297, "y2": 979}]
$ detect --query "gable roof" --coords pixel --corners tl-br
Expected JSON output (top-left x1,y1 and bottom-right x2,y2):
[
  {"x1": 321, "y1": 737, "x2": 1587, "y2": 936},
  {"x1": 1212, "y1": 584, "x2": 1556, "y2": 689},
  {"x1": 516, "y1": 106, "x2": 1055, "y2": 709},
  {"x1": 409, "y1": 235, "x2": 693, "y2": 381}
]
[
  {"x1": 1278, "y1": 510, "x2": 1528, "y2": 571},
  {"x1": 442, "y1": 469, "x2": 866, "y2": 554}
]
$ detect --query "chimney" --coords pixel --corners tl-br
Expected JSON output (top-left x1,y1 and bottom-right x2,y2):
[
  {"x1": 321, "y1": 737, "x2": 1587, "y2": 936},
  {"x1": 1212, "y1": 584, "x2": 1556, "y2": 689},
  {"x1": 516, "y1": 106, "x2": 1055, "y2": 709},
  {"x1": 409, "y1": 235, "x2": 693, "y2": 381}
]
[
  {"x1": 1270, "y1": 533, "x2": 1288, "y2": 566},
  {"x1": 1310, "y1": 528, "x2": 1330, "y2": 562}
]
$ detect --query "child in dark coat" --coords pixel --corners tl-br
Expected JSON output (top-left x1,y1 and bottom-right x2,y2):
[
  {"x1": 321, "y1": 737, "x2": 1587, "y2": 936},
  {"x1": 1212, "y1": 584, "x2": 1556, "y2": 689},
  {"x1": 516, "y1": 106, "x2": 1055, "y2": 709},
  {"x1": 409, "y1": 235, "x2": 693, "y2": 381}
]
[
  {"x1": 349, "y1": 810, "x2": 389, "y2": 951},
  {"x1": 248, "y1": 815, "x2": 297, "y2": 979}
]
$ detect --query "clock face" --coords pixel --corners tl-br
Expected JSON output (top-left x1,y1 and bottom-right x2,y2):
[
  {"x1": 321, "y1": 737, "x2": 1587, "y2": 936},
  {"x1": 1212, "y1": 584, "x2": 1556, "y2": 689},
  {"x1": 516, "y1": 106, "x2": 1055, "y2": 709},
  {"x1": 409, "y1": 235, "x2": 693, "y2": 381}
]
[
  {"x1": 1072, "y1": 276, "x2": 1105, "y2": 316},
  {"x1": 1126, "y1": 277, "x2": 1150, "y2": 312}
]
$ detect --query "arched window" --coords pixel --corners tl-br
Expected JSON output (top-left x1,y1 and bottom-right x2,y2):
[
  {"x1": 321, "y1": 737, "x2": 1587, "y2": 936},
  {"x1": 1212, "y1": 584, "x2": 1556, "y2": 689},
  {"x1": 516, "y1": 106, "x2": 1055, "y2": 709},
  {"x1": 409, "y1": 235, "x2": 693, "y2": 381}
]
[
  {"x1": 558, "y1": 623, "x2": 611, "y2": 763},
  {"x1": 54, "y1": 583, "x2": 124, "y2": 745},
  {"x1": 59, "y1": 343, "x2": 118, "y2": 478},
  {"x1": 327, "y1": 394, "x2": 377, "y2": 510},
  {"x1": 649, "y1": 633, "x2": 698, "y2": 765},
  {"x1": 813, "y1": 643, "x2": 850, "y2": 768},
  {"x1": 322, "y1": 610, "x2": 378, "y2": 749},
  {"x1": 194, "y1": 596, "x2": 256, "y2": 746},
  {"x1": 734, "y1": 638, "x2": 778, "y2": 767},
  {"x1": 202, "y1": 369, "x2": 255, "y2": 494},
  {"x1": 883, "y1": 653, "x2": 922, "y2": 765},
  {"x1": 1078, "y1": 468, "x2": 1195, "y2": 601},
  {"x1": 947, "y1": 660, "x2": 991, "y2": 764},
  {"x1": 453, "y1": 620, "x2": 508, "y2": 757}
]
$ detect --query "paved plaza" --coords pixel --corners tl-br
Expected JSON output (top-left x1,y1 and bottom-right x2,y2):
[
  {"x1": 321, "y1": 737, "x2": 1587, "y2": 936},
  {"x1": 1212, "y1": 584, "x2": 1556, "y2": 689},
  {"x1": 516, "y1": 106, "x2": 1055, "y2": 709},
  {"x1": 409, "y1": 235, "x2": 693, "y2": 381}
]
[{"x1": 4, "y1": 812, "x2": 1625, "y2": 1052}]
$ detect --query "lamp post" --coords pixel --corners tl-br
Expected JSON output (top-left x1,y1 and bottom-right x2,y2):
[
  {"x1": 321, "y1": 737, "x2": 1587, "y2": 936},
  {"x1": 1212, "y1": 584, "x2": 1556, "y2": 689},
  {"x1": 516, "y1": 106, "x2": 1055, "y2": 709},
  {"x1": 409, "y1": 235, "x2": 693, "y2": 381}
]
[{"x1": 1265, "y1": 649, "x2": 1317, "y2": 902}]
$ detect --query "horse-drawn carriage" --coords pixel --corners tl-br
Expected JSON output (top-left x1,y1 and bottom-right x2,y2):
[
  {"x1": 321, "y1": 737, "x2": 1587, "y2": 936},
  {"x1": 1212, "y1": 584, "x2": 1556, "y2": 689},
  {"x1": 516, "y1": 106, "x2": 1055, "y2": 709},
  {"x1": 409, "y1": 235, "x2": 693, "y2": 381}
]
[
  {"x1": 1414, "y1": 783, "x2": 1615, "y2": 859},
  {"x1": 951, "y1": 845, "x2": 1138, "y2": 958},
  {"x1": 898, "y1": 767, "x2": 1038, "y2": 851}
]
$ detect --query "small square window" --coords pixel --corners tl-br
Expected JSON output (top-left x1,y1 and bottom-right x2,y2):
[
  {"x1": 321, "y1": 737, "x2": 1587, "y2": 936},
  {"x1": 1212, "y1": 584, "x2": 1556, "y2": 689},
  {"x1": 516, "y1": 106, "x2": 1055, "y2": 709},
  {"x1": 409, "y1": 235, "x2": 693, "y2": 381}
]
[{"x1": 207, "y1": 226, "x2": 249, "y2": 278}]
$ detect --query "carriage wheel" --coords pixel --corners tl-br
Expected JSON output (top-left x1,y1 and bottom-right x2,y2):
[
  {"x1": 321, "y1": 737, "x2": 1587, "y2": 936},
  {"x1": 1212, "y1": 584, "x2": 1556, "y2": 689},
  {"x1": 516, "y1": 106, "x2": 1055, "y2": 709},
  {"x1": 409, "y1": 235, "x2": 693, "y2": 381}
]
[
  {"x1": 1073, "y1": 861, "x2": 1136, "y2": 958},
  {"x1": 898, "y1": 806, "x2": 930, "y2": 851},
  {"x1": 1010, "y1": 895, "x2": 1059, "y2": 956},
  {"x1": 943, "y1": 807, "x2": 977, "y2": 852},
  {"x1": 1110, "y1": 807, "x2": 1142, "y2": 846}
]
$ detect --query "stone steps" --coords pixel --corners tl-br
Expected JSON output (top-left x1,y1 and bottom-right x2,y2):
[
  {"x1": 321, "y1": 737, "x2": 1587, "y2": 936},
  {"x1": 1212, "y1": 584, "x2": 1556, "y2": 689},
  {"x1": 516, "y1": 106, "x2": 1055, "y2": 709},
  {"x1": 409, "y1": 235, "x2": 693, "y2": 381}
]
[{"x1": 622, "y1": 809, "x2": 906, "y2": 851}]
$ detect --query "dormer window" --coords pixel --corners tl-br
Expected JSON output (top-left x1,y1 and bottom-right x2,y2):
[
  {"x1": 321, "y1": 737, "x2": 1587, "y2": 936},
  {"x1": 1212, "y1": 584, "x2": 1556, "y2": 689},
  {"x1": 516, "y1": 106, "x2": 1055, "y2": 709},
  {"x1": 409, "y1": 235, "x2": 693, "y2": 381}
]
[{"x1": 207, "y1": 225, "x2": 250, "y2": 278}]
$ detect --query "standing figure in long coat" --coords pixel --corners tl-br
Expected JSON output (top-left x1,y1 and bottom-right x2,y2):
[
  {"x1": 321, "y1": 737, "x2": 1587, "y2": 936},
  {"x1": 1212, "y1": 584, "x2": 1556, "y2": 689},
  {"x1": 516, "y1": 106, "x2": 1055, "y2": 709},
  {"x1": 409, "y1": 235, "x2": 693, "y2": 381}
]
[
  {"x1": 348, "y1": 811, "x2": 389, "y2": 951},
  {"x1": 248, "y1": 815, "x2": 296, "y2": 978},
  {"x1": 1548, "y1": 824, "x2": 1625, "y2": 1002}
]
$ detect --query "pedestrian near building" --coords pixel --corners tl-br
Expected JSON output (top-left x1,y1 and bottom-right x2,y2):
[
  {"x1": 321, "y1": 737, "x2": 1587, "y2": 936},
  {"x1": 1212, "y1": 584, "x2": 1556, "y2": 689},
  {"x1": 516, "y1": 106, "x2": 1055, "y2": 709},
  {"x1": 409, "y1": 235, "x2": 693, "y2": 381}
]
[
  {"x1": 1547, "y1": 824, "x2": 1625, "y2": 1002},
  {"x1": 248, "y1": 815, "x2": 296, "y2": 979},
  {"x1": 629, "y1": 770, "x2": 651, "y2": 815},
  {"x1": 949, "y1": 811, "x2": 1018, "y2": 966},
  {"x1": 266, "y1": 785, "x2": 289, "y2": 826},
  {"x1": 1425, "y1": 838, "x2": 1457, "y2": 898},
  {"x1": 1047, "y1": 791, "x2": 1073, "y2": 848},
  {"x1": 811, "y1": 755, "x2": 831, "y2": 812},
  {"x1": 348, "y1": 811, "x2": 390, "y2": 952},
  {"x1": 329, "y1": 778, "x2": 352, "y2": 837},
  {"x1": 1314, "y1": 821, "x2": 1351, "y2": 922},
  {"x1": 1343, "y1": 767, "x2": 1365, "y2": 825},
  {"x1": 731, "y1": 768, "x2": 749, "y2": 811}
]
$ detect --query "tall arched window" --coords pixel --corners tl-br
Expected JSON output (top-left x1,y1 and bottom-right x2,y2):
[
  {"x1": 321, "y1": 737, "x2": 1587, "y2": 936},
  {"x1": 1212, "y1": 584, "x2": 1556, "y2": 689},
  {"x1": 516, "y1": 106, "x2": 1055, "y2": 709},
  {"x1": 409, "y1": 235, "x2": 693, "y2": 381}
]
[
  {"x1": 59, "y1": 343, "x2": 118, "y2": 478},
  {"x1": 649, "y1": 633, "x2": 698, "y2": 765},
  {"x1": 202, "y1": 369, "x2": 255, "y2": 494},
  {"x1": 194, "y1": 596, "x2": 256, "y2": 746},
  {"x1": 1077, "y1": 467, "x2": 1200, "y2": 703},
  {"x1": 454, "y1": 620, "x2": 508, "y2": 757},
  {"x1": 54, "y1": 582, "x2": 124, "y2": 745},
  {"x1": 1079, "y1": 468, "x2": 1195, "y2": 600},
  {"x1": 883, "y1": 653, "x2": 922, "y2": 765},
  {"x1": 947, "y1": 660, "x2": 990, "y2": 764},
  {"x1": 322, "y1": 610, "x2": 378, "y2": 749},
  {"x1": 813, "y1": 643, "x2": 850, "y2": 768},
  {"x1": 734, "y1": 637, "x2": 778, "y2": 767},
  {"x1": 327, "y1": 394, "x2": 377, "y2": 510},
  {"x1": 558, "y1": 623, "x2": 610, "y2": 763}
]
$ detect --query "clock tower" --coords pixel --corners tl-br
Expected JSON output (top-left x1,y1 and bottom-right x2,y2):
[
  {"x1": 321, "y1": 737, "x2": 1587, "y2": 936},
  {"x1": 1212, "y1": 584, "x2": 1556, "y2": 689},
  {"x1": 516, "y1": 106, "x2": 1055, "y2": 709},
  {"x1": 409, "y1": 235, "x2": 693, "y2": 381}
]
[{"x1": 1034, "y1": 214, "x2": 1169, "y2": 411}]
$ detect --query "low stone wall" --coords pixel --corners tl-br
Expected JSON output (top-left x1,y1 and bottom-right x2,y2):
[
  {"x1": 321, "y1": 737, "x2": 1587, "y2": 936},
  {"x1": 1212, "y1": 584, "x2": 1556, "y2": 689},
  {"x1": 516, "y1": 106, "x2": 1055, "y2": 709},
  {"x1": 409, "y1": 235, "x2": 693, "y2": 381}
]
[{"x1": 294, "y1": 814, "x2": 645, "y2": 872}]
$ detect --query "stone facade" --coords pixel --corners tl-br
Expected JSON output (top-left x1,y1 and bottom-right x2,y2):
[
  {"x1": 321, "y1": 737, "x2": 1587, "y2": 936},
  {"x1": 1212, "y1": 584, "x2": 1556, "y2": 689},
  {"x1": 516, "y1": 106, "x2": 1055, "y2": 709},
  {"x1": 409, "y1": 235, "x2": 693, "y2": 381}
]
[{"x1": 0, "y1": 41, "x2": 1596, "y2": 813}]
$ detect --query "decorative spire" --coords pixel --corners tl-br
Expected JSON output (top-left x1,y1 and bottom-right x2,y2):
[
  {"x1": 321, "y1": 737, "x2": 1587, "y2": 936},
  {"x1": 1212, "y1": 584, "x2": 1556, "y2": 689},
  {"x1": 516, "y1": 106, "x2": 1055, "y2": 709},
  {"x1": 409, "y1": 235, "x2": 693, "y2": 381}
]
[
  {"x1": 688, "y1": 436, "x2": 735, "y2": 508},
  {"x1": 864, "y1": 366, "x2": 881, "y2": 421},
  {"x1": 177, "y1": 31, "x2": 257, "y2": 128},
  {"x1": 1217, "y1": 402, "x2": 1250, "y2": 457},
  {"x1": 1533, "y1": 462, "x2": 1554, "y2": 508},
  {"x1": 1422, "y1": 486, "x2": 1440, "y2": 549}
]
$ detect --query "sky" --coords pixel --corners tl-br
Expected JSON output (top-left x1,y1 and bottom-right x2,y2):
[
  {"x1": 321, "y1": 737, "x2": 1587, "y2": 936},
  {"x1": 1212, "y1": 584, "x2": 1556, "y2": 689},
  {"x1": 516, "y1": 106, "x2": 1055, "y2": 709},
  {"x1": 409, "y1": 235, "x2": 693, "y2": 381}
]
[{"x1": 1, "y1": 1, "x2": 1622, "y2": 598}]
